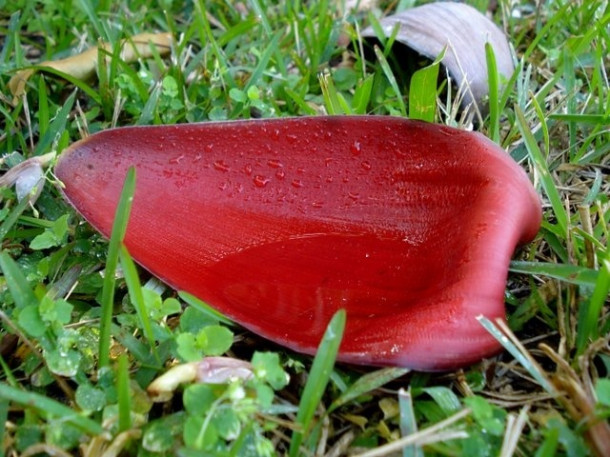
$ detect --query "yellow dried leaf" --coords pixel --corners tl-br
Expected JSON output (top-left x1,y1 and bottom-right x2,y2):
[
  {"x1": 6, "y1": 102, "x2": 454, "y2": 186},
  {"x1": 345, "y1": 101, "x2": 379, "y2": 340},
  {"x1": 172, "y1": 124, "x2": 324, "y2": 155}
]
[
  {"x1": 379, "y1": 397, "x2": 400, "y2": 420},
  {"x1": 341, "y1": 413, "x2": 368, "y2": 430},
  {"x1": 8, "y1": 32, "x2": 173, "y2": 104},
  {"x1": 376, "y1": 419, "x2": 399, "y2": 441}
]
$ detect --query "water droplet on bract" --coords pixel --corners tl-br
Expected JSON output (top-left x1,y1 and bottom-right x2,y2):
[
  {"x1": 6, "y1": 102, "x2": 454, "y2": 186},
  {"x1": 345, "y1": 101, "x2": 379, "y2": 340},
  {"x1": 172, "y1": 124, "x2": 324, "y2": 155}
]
[
  {"x1": 312, "y1": 201, "x2": 323, "y2": 209},
  {"x1": 348, "y1": 192, "x2": 359, "y2": 201},
  {"x1": 276, "y1": 169, "x2": 285, "y2": 180},
  {"x1": 193, "y1": 153, "x2": 202, "y2": 162},
  {"x1": 253, "y1": 175, "x2": 270, "y2": 188},
  {"x1": 271, "y1": 129, "x2": 280, "y2": 140},
  {"x1": 291, "y1": 179, "x2": 303, "y2": 188},
  {"x1": 326, "y1": 176, "x2": 333, "y2": 183},
  {"x1": 361, "y1": 161, "x2": 371, "y2": 171},
  {"x1": 205, "y1": 144, "x2": 214, "y2": 152},
  {"x1": 286, "y1": 133, "x2": 298, "y2": 143},
  {"x1": 214, "y1": 160, "x2": 230, "y2": 172},
  {"x1": 350, "y1": 141, "x2": 361, "y2": 156},
  {"x1": 244, "y1": 164, "x2": 253, "y2": 176},
  {"x1": 267, "y1": 159, "x2": 283, "y2": 168},
  {"x1": 93, "y1": 146, "x2": 100, "y2": 152}
]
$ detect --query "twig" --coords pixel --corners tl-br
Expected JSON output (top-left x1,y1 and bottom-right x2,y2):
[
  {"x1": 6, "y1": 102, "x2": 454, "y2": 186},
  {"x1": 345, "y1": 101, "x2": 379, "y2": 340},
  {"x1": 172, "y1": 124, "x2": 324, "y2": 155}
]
[
  {"x1": 353, "y1": 408, "x2": 471, "y2": 457},
  {"x1": 499, "y1": 404, "x2": 530, "y2": 457}
]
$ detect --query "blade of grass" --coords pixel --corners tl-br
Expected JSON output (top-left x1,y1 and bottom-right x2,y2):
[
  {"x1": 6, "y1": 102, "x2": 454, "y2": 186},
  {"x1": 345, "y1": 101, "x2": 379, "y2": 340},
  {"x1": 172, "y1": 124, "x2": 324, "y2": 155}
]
[
  {"x1": 249, "y1": 0, "x2": 272, "y2": 36},
  {"x1": 515, "y1": 105, "x2": 568, "y2": 234},
  {"x1": 178, "y1": 291, "x2": 235, "y2": 327},
  {"x1": 319, "y1": 71, "x2": 349, "y2": 115},
  {"x1": 0, "y1": 398, "x2": 7, "y2": 457},
  {"x1": 530, "y1": 95, "x2": 550, "y2": 163},
  {"x1": 111, "y1": 323, "x2": 155, "y2": 364},
  {"x1": 98, "y1": 167, "x2": 136, "y2": 368},
  {"x1": 509, "y1": 260, "x2": 599, "y2": 287},
  {"x1": 243, "y1": 31, "x2": 282, "y2": 92},
  {"x1": 0, "y1": 354, "x2": 19, "y2": 388},
  {"x1": 373, "y1": 45, "x2": 406, "y2": 117},
  {"x1": 550, "y1": 114, "x2": 610, "y2": 124},
  {"x1": 366, "y1": 12, "x2": 387, "y2": 48},
  {"x1": 485, "y1": 42, "x2": 500, "y2": 143},
  {"x1": 357, "y1": 408, "x2": 471, "y2": 457},
  {"x1": 577, "y1": 251, "x2": 610, "y2": 353},
  {"x1": 0, "y1": 251, "x2": 37, "y2": 309},
  {"x1": 34, "y1": 90, "x2": 76, "y2": 156},
  {"x1": 119, "y1": 245, "x2": 160, "y2": 364},
  {"x1": 216, "y1": 17, "x2": 258, "y2": 47},
  {"x1": 136, "y1": 81, "x2": 161, "y2": 125},
  {"x1": 29, "y1": 65, "x2": 102, "y2": 105},
  {"x1": 399, "y1": 388, "x2": 423, "y2": 457},
  {"x1": 0, "y1": 192, "x2": 31, "y2": 241},
  {"x1": 0, "y1": 382, "x2": 105, "y2": 436},
  {"x1": 535, "y1": 427, "x2": 559, "y2": 457},
  {"x1": 0, "y1": 11, "x2": 22, "y2": 65},
  {"x1": 75, "y1": 0, "x2": 108, "y2": 41},
  {"x1": 562, "y1": 48, "x2": 577, "y2": 159},
  {"x1": 477, "y1": 316, "x2": 555, "y2": 394},
  {"x1": 409, "y1": 48, "x2": 444, "y2": 123},
  {"x1": 283, "y1": 87, "x2": 317, "y2": 115},
  {"x1": 328, "y1": 367, "x2": 409, "y2": 413},
  {"x1": 521, "y1": 2, "x2": 571, "y2": 63},
  {"x1": 194, "y1": 0, "x2": 236, "y2": 90},
  {"x1": 117, "y1": 353, "x2": 132, "y2": 432},
  {"x1": 423, "y1": 387, "x2": 462, "y2": 414},
  {"x1": 288, "y1": 309, "x2": 346, "y2": 457},
  {"x1": 352, "y1": 74, "x2": 374, "y2": 115},
  {"x1": 37, "y1": 76, "x2": 49, "y2": 135},
  {"x1": 96, "y1": 45, "x2": 113, "y2": 121}
]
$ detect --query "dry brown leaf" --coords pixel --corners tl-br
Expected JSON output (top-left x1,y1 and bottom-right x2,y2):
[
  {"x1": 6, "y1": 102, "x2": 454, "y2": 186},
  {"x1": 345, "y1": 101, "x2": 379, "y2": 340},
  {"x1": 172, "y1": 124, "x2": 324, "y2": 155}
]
[
  {"x1": 8, "y1": 32, "x2": 173, "y2": 104},
  {"x1": 540, "y1": 343, "x2": 610, "y2": 457}
]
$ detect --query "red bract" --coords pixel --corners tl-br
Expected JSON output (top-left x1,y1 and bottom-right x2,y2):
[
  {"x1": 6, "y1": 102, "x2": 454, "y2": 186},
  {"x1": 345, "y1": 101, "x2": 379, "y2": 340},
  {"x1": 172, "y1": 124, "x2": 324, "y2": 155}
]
[{"x1": 56, "y1": 116, "x2": 541, "y2": 371}]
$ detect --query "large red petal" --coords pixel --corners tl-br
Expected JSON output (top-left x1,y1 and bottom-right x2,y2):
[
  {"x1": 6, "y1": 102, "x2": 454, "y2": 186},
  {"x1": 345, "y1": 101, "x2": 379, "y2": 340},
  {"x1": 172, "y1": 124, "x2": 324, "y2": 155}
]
[{"x1": 56, "y1": 116, "x2": 541, "y2": 371}]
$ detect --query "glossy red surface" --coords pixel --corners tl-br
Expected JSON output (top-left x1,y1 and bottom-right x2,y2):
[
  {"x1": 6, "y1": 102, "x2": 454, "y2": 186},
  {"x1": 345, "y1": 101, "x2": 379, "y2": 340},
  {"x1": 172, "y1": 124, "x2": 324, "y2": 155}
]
[{"x1": 56, "y1": 116, "x2": 541, "y2": 371}]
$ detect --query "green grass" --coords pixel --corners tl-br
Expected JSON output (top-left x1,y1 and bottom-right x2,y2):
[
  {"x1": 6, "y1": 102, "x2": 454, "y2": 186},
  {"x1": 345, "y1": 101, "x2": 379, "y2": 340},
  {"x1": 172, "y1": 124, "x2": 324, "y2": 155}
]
[{"x1": 0, "y1": 0, "x2": 609, "y2": 455}]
